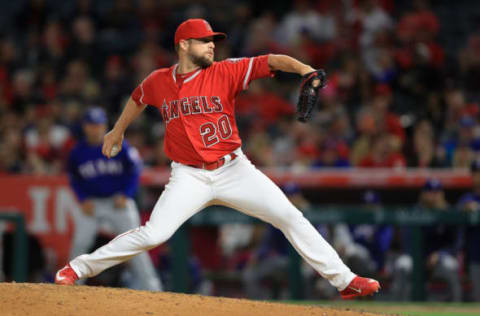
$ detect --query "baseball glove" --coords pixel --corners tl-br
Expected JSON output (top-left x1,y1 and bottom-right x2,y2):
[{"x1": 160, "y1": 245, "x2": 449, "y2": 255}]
[{"x1": 296, "y1": 69, "x2": 327, "y2": 122}]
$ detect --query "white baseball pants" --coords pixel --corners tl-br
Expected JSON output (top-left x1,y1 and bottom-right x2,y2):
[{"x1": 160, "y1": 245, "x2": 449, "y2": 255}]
[
  {"x1": 70, "y1": 198, "x2": 162, "y2": 291},
  {"x1": 70, "y1": 148, "x2": 355, "y2": 290}
]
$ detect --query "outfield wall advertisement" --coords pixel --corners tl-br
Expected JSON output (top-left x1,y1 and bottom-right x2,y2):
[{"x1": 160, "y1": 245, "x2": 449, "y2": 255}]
[{"x1": 0, "y1": 175, "x2": 80, "y2": 270}]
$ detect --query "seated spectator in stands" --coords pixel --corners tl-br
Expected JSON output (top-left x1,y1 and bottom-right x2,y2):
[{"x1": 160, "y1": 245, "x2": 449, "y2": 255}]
[
  {"x1": 270, "y1": 117, "x2": 297, "y2": 167},
  {"x1": 396, "y1": 0, "x2": 444, "y2": 70},
  {"x1": 0, "y1": 128, "x2": 23, "y2": 174},
  {"x1": 396, "y1": 0, "x2": 439, "y2": 43},
  {"x1": 351, "y1": 109, "x2": 376, "y2": 165},
  {"x1": 442, "y1": 89, "x2": 478, "y2": 140},
  {"x1": 58, "y1": 59, "x2": 100, "y2": 102},
  {"x1": 293, "y1": 124, "x2": 323, "y2": 169},
  {"x1": 444, "y1": 116, "x2": 480, "y2": 167},
  {"x1": 243, "y1": 12, "x2": 284, "y2": 56},
  {"x1": 277, "y1": 0, "x2": 336, "y2": 47},
  {"x1": 457, "y1": 160, "x2": 480, "y2": 301},
  {"x1": 452, "y1": 143, "x2": 475, "y2": 169},
  {"x1": 313, "y1": 140, "x2": 350, "y2": 168},
  {"x1": 10, "y1": 69, "x2": 43, "y2": 115},
  {"x1": 39, "y1": 20, "x2": 68, "y2": 72},
  {"x1": 415, "y1": 179, "x2": 462, "y2": 301},
  {"x1": 330, "y1": 54, "x2": 366, "y2": 108},
  {"x1": 66, "y1": 16, "x2": 102, "y2": 75},
  {"x1": 364, "y1": 46, "x2": 397, "y2": 85},
  {"x1": 23, "y1": 106, "x2": 74, "y2": 174},
  {"x1": 59, "y1": 100, "x2": 83, "y2": 140},
  {"x1": 371, "y1": 84, "x2": 405, "y2": 143},
  {"x1": 458, "y1": 33, "x2": 480, "y2": 100},
  {"x1": 101, "y1": 55, "x2": 133, "y2": 115},
  {"x1": 406, "y1": 119, "x2": 448, "y2": 168},
  {"x1": 347, "y1": 0, "x2": 393, "y2": 49},
  {"x1": 358, "y1": 133, "x2": 406, "y2": 168}
]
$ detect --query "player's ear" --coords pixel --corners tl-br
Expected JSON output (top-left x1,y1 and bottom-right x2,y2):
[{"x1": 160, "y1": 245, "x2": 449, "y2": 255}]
[{"x1": 179, "y1": 39, "x2": 190, "y2": 52}]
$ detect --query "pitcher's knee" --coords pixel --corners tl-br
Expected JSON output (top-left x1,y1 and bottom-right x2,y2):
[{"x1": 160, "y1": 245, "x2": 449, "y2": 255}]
[
  {"x1": 143, "y1": 223, "x2": 175, "y2": 247},
  {"x1": 270, "y1": 207, "x2": 305, "y2": 228}
]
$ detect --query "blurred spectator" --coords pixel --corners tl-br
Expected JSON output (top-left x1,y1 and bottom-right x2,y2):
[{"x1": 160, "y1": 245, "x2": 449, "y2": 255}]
[
  {"x1": 459, "y1": 33, "x2": 480, "y2": 100},
  {"x1": 358, "y1": 133, "x2": 406, "y2": 168},
  {"x1": 10, "y1": 69, "x2": 42, "y2": 114},
  {"x1": 313, "y1": 139, "x2": 350, "y2": 168},
  {"x1": 100, "y1": 55, "x2": 131, "y2": 115},
  {"x1": 396, "y1": 0, "x2": 439, "y2": 45},
  {"x1": 0, "y1": 128, "x2": 23, "y2": 174},
  {"x1": 23, "y1": 106, "x2": 75, "y2": 174},
  {"x1": 243, "y1": 12, "x2": 285, "y2": 56},
  {"x1": 416, "y1": 179, "x2": 462, "y2": 301},
  {"x1": 406, "y1": 119, "x2": 448, "y2": 168},
  {"x1": 371, "y1": 84, "x2": 406, "y2": 142},
  {"x1": 277, "y1": 0, "x2": 336, "y2": 47},
  {"x1": 66, "y1": 16, "x2": 102, "y2": 75},
  {"x1": 347, "y1": 0, "x2": 393, "y2": 49}
]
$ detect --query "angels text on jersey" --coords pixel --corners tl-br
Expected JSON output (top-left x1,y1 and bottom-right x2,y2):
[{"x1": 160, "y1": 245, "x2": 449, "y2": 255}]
[{"x1": 160, "y1": 96, "x2": 223, "y2": 124}]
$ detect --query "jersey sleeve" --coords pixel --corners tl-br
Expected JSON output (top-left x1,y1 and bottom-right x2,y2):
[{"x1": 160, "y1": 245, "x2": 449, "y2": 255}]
[
  {"x1": 222, "y1": 55, "x2": 274, "y2": 94},
  {"x1": 131, "y1": 71, "x2": 157, "y2": 107}
]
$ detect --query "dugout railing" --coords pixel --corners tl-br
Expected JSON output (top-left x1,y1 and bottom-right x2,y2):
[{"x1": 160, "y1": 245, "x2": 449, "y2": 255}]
[
  {"x1": 0, "y1": 211, "x2": 28, "y2": 282},
  {"x1": 170, "y1": 206, "x2": 480, "y2": 301}
]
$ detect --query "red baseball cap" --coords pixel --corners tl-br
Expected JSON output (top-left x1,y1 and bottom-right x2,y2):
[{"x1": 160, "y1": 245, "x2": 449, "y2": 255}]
[{"x1": 174, "y1": 19, "x2": 226, "y2": 45}]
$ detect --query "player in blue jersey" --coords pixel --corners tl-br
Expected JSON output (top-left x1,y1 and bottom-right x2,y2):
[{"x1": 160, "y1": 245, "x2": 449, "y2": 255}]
[{"x1": 66, "y1": 107, "x2": 162, "y2": 291}]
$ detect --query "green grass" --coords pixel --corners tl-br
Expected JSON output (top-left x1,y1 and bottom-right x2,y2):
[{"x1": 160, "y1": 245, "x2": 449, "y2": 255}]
[{"x1": 283, "y1": 301, "x2": 480, "y2": 316}]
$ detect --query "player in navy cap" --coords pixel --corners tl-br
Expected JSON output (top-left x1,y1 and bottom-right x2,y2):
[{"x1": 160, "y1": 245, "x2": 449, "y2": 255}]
[
  {"x1": 65, "y1": 106, "x2": 162, "y2": 291},
  {"x1": 83, "y1": 106, "x2": 108, "y2": 124}
]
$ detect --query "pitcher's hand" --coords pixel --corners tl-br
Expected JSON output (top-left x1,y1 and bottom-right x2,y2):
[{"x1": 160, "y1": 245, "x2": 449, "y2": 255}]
[{"x1": 102, "y1": 129, "x2": 124, "y2": 158}]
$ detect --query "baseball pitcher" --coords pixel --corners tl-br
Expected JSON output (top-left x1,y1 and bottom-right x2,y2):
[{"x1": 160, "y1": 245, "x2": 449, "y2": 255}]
[{"x1": 56, "y1": 19, "x2": 379, "y2": 299}]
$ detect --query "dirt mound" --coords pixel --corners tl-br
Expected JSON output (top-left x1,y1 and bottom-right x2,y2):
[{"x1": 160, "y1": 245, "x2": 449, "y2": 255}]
[{"x1": 0, "y1": 283, "x2": 380, "y2": 316}]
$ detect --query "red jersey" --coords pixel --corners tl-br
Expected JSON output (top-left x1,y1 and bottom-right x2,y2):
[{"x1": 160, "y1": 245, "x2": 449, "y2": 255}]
[{"x1": 131, "y1": 55, "x2": 274, "y2": 165}]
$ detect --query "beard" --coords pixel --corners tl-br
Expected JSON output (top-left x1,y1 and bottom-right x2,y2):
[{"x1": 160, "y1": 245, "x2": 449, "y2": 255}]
[{"x1": 188, "y1": 51, "x2": 213, "y2": 68}]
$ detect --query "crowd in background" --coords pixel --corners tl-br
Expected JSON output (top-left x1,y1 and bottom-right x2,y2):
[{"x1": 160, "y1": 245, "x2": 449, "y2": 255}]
[
  {"x1": 2, "y1": 0, "x2": 480, "y2": 301},
  {"x1": 2, "y1": 0, "x2": 480, "y2": 174}
]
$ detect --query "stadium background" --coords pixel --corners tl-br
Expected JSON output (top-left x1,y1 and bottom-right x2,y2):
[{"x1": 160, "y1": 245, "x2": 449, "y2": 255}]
[{"x1": 1, "y1": 0, "x2": 480, "y2": 306}]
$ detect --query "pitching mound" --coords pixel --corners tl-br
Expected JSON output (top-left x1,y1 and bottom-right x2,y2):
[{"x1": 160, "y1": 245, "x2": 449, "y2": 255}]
[{"x1": 0, "y1": 283, "x2": 380, "y2": 316}]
